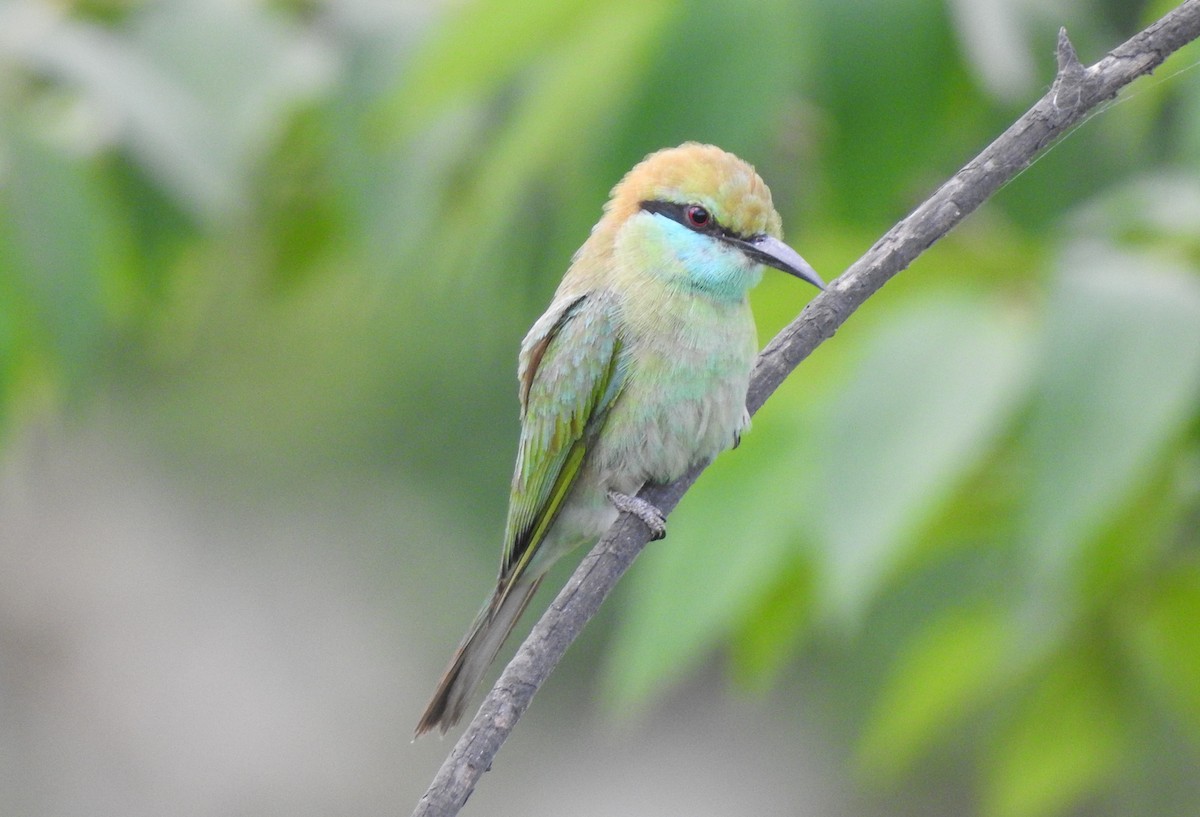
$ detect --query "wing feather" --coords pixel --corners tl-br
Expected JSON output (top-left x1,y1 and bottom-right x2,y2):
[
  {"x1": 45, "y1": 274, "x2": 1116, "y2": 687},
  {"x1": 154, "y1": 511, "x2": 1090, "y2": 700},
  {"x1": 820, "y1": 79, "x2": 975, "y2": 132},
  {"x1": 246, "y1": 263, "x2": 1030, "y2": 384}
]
[{"x1": 500, "y1": 291, "x2": 624, "y2": 582}]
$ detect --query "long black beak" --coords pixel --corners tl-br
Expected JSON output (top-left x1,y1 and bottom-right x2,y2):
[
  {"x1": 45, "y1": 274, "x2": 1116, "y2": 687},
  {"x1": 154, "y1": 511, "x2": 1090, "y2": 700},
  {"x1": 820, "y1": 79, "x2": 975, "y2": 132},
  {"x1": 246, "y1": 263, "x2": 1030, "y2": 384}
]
[{"x1": 728, "y1": 234, "x2": 825, "y2": 290}]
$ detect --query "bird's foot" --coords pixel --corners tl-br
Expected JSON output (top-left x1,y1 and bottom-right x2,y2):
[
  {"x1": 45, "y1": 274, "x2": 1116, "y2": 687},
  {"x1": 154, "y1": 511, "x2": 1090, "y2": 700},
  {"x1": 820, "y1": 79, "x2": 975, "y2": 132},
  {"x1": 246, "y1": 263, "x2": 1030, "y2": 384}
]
[
  {"x1": 607, "y1": 490, "x2": 667, "y2": 540},
  {"x1": 732, "y1": 407, "x2": 751, "y2": 449}
]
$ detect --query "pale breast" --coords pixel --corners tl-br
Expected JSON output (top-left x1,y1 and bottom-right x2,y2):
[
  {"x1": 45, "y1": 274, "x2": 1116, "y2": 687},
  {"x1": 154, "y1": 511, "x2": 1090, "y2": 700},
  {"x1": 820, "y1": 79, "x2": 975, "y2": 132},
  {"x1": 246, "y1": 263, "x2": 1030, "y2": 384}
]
[{"x1": 588, "y1": 297, "x2": 757, "y2": 489}]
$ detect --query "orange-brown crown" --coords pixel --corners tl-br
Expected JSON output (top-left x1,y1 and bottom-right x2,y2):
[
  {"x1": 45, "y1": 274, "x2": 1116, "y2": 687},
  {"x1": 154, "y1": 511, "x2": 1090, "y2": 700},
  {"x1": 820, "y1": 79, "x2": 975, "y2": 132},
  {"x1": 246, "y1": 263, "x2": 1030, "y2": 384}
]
[{"x1": 604, "y1": 143, "x2": 783, "y2": 240}]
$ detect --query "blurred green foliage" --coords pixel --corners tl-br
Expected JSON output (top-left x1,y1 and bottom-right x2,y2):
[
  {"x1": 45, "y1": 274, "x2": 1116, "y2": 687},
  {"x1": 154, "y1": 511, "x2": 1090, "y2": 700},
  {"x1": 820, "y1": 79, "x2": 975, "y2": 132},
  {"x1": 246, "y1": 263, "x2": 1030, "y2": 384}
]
[{"x1": 2, "y1": 0, "x2": 1200, "y2": 815}]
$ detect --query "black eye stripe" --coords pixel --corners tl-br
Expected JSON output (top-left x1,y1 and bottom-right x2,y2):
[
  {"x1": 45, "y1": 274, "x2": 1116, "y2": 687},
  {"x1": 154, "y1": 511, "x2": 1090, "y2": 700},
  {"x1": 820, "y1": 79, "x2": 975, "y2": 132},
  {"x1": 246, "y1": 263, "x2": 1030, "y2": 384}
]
[{"x1": 638, "y1": 199, "x2": 750, "y2": 241}]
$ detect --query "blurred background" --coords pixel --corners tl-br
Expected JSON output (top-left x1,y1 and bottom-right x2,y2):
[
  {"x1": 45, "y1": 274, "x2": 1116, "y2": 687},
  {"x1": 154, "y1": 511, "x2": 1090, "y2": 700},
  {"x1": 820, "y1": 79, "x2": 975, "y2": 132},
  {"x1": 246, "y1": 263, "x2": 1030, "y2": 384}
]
[{"x1": 2, "y1": 0, "x2": 1200, "y2": 814}]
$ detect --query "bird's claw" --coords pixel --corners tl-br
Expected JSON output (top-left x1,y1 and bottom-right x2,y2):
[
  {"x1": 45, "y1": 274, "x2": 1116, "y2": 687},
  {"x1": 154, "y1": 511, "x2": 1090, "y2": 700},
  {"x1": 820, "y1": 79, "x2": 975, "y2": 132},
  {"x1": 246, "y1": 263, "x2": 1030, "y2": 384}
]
[{"x1": 607, "y1": 490, "x2": 667, "y2": 540}]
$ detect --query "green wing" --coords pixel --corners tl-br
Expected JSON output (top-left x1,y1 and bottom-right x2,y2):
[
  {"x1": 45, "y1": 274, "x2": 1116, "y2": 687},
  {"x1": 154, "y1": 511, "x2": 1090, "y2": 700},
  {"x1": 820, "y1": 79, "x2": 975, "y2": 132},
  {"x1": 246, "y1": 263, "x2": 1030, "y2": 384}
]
[{"x1": 500, "y1": 291, "x2": 625, "y2": 585}]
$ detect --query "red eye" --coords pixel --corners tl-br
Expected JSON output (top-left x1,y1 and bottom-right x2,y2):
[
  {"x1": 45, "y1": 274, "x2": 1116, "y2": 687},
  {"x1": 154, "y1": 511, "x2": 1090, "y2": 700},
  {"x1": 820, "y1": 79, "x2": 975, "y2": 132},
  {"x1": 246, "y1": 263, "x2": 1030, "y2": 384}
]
[{"x1": 685, "y1": 205, "x2": 710, "y2": 228}]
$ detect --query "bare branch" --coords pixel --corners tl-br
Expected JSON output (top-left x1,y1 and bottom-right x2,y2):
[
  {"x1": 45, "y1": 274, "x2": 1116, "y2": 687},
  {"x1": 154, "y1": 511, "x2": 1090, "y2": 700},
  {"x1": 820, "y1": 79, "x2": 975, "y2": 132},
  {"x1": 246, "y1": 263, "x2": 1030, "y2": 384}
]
[{"x1": 413, "y1": 3, "x2": 1200, "y2": 815}]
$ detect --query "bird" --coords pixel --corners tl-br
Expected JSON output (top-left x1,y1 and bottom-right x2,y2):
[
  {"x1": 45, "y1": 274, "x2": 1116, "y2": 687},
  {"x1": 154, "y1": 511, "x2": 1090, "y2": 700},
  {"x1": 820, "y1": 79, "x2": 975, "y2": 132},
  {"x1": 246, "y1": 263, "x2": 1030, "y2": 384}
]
[{"x1": 414, "y1": 142, "x2": 824, "y2": 737}]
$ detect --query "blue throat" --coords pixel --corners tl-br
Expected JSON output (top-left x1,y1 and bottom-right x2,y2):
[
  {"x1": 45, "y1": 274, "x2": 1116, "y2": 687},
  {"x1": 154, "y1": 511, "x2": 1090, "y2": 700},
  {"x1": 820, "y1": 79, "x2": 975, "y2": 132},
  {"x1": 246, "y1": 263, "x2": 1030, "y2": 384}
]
[{"x1": 662, "y1": 223, "x2": 761, "y2": 302}]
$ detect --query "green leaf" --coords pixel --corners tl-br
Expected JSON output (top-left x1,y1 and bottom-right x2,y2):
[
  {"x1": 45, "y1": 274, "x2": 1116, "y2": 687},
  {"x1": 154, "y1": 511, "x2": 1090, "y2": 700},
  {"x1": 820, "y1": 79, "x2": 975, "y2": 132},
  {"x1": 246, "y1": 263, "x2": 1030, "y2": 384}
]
[
  {"x1": 601, "y1": 0, "x2": 814, "y2": 170},
  {"x1": 0, "y1": 123, "x2": 129, "y2": 386},
  {"x1": 127, "y1": 0, "x2": 333, "y2": 216},
  {"x1": 1122, "y1": 565, "x2": 1200, "y2": 732},
  {"x1": 728, "y1": 554, "x2": 817, "y2": 690},
  {"x1": 810, "y1": 0, "x2": 974, "y2": 226},
  {"x1": 2, "y1": 1, "x2": 331, "y2": 218},
  {"x1": 857, "y1": 604, "x2": 1011, "y2": 779},
  {"x1": 816, "y1": 293, "x2": 1032, "y2": 623},
  {"x1": 1021, "y1": 253, "x2": 1200, "y2": 599},
  {"x1": 381, "y1": 0, "x2": 596, "y2": 138},
  {"x1": 982, "y1": 653, "x2": 1123, "y2": 817}
]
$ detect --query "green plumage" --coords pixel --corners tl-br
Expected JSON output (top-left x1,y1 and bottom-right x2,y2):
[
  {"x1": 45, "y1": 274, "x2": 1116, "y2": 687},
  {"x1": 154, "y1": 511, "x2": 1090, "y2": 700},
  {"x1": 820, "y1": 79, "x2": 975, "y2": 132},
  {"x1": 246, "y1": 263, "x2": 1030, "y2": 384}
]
[
  {"x1": 504, "y1": 292, "x2": 625, "y2": 583},
  {"x1": 415, "y1": 143, "x2": 823, "y2": 736}
]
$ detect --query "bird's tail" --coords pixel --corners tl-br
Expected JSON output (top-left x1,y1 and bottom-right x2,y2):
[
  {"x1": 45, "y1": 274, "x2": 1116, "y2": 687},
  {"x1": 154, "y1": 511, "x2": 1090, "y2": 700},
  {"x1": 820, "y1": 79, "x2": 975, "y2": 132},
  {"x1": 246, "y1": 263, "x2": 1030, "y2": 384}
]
[{"x1": 414, "y1": 575, "x2": 542, "y2": 737}]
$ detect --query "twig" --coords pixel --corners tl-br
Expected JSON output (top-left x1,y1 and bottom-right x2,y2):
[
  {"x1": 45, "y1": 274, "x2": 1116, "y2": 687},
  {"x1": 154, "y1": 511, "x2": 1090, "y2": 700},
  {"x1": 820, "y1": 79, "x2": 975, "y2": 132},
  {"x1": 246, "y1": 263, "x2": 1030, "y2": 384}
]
[{"x1": 413, "y1": 4, "x2": 1200, "y2": 815}]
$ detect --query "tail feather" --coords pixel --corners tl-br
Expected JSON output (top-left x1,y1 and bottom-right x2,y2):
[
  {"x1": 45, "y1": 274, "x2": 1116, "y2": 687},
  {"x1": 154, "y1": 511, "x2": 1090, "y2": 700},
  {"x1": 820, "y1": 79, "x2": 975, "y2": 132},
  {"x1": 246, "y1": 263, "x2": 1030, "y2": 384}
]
[{"x1": 414, "y1": 576, "x2": 542, "y2": 737}]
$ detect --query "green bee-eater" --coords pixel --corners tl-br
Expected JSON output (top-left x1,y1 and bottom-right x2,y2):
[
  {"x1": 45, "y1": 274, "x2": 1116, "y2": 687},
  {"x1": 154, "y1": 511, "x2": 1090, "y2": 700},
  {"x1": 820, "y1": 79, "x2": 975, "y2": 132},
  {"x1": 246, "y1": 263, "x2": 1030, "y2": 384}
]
[{"x1": 415, "y1": 143, "x2": 824, "y2": 736}]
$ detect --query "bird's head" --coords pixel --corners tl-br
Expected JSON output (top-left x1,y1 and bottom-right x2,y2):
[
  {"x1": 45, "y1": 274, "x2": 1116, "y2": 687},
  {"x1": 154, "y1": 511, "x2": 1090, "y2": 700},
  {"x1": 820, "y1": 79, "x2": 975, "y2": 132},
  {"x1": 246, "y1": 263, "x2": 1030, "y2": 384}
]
[{"x1": 597, "y1": 143, "x2": 824, "y2": 300}]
